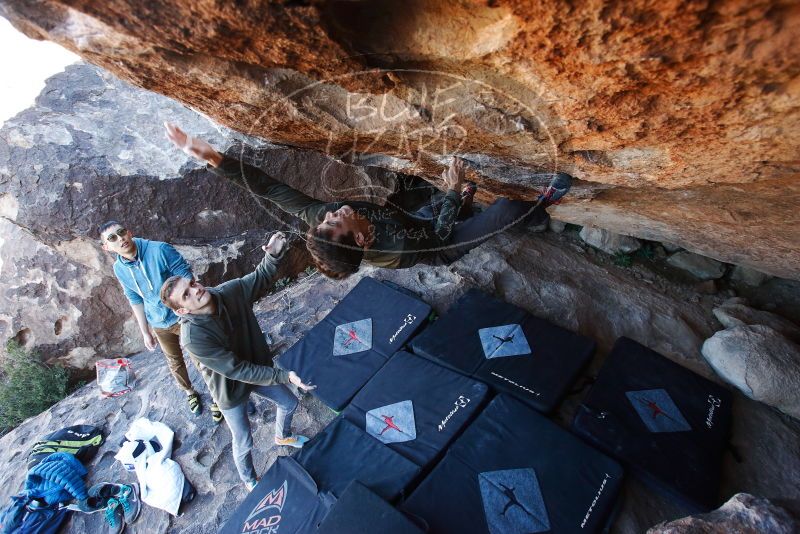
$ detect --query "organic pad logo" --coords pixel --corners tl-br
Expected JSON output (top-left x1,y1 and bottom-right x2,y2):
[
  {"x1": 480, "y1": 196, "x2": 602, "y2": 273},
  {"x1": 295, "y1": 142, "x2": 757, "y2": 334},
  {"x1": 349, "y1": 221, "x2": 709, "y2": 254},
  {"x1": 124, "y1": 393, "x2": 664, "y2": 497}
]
[
  {"x1": 479, "y1": 468, "x2": 550, "y2": 534},
  {"x1": 479, "y1": 324, "x2": 531, "y2": 359},
  {"x1": 332, "y1": 318, "x2": 373, "y2": 355},
  {"x1": 626, "y1": 389, "x2": 691, "y2": 433},
  {"x1": 365, "y1": 400, "x2": 417, "y2": 444}
]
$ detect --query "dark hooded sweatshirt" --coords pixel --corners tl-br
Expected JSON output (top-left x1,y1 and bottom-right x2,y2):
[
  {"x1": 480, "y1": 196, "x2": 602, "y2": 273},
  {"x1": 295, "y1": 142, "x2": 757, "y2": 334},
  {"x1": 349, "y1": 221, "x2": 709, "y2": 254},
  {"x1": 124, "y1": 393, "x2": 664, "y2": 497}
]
[
  {"x1": 179, "y1": 249, "x2": 289, "y2": 410},
  {"x1": 208, "y1": 156, "x2": 461, "y2": 269}
]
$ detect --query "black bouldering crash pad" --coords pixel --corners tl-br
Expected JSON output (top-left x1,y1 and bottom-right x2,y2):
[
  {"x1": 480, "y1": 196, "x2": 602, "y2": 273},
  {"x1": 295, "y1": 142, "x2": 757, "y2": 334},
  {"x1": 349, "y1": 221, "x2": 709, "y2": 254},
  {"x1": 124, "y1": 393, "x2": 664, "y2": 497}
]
[
  {"x1": 277, "y1": 277, "x2": 432, "y2": 410},
  {"x1": 342, "y1": 351, "x2": 489, "y2": 467},
  {"x1": 409, "y1": 288, "x2": 594, "y2": 413},
  {"x1": 402, "y1": 395, "x2": 623, "y2": 534},
  {"x1": 219, "y1": 456, "x2": 332, "y2": 534},
  {"x1": 295, "y1": 418, "x2": 421, "y2": 503},
  {"x1": 316, "y1": 481, "x2": 424, "y2": 534},
  {"x1": 572, "y1": 337, "x2": 732, "y2": 511}
]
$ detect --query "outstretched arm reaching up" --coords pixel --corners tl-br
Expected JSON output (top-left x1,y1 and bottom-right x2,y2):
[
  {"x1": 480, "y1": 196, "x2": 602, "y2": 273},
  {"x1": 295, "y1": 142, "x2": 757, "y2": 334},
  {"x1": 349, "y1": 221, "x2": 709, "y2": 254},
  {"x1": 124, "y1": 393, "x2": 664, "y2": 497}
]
[
  {"x1": 164, "y1": 122, "x2": 327, "y2": 225},
  {"x1": 165, "y1": 122, "x2": 224, "y2": 167}
]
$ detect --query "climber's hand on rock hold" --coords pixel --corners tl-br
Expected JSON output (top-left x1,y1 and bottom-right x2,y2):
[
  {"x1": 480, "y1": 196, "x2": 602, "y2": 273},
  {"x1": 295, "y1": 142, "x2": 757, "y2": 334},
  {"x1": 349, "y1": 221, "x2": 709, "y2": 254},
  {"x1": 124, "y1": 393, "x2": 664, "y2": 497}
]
[
  {"x1": 262, "y1": 232, "x2": 287, "y2": 258},
  {"x1": 164, "y1": 122, "x2": 223, "y2": 167},
  {"x1": 442, "y1": 156, "x2": 464, "y2": 194}
]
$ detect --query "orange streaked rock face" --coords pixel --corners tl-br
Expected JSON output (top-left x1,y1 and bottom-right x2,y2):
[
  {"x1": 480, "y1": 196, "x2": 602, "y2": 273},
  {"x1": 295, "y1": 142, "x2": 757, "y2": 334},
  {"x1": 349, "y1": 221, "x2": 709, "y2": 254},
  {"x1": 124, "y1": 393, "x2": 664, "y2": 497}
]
[{"x1": 1, "y1": 0, "x2": 798, "y2": 277}]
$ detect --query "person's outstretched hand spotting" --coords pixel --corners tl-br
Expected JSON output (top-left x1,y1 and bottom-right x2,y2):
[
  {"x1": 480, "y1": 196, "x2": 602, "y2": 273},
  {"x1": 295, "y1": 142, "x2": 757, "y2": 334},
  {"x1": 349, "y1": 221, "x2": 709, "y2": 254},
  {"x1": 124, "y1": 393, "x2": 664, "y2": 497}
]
[
  {"x1": 288, "y1": 371, "x2": 316, "y2": 391},
  {"x1": 262, "y1": 232, "x2": 287, "y2": 258}
]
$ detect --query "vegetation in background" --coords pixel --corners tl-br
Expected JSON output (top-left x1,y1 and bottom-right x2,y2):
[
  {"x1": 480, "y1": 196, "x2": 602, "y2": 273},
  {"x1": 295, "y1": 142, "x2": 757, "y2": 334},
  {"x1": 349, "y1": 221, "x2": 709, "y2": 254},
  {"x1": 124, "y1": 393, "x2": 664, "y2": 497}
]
[
  {"x1": 613, "y1": 251, "x2": 633, "y2": 267},
  {"x1": 272, "y1": 277, "x2": 293, "y2": 292},
  {"x1": 0, "y1": 341, "x2": 69, "y2": 435},
  {"x1": 269, "y1": 266, "x2": 318, "y2": 295},
  {"x1": 636, "y1": 243, "x2": 656, "y2": 259}
]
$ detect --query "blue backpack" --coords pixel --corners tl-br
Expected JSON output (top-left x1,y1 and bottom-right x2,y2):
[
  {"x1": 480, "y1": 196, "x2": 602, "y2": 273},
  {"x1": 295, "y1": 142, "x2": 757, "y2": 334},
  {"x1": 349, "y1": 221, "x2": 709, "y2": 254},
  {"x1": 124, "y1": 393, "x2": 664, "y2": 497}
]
[{"x1": 0, "y1": 497, "x2": 67, "y2": 534}]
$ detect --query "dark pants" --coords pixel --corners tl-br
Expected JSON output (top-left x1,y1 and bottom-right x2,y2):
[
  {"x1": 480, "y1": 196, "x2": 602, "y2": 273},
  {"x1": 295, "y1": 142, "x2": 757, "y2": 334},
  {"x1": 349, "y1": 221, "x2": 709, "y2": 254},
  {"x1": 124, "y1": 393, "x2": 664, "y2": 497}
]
[
  {"x1": 388, "y1": 174, "x2": 548, "y2": 265},
  {"x1": 388, "y1": 174, "x2": 474, "y2": 223},
  {"x1": 428, "y1": 199, "x2": 547, "y2": 265}
]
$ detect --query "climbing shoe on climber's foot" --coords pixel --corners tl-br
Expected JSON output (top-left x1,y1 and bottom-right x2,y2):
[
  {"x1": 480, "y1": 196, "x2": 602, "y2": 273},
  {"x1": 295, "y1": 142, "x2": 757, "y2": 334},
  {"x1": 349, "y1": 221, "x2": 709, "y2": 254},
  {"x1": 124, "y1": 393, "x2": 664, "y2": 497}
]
[
  {"x1": 537, "y1": 172, "x2": 573, "y2": 207},
  {"x1": 461, "y1": 181, "x2": 478, "y2": 201},
  {"x1": 459, "y1": 181, "x2": 478, "y2": 218},
  {"x1": 274, "y1": 434, "x2": 310, "y2": 449},
  {"x1": 211, "y1": 403, "x2": 223, "y2": 424},
  {"x1": 187, "y1": 392, "x2": 201, "y2": 415}
]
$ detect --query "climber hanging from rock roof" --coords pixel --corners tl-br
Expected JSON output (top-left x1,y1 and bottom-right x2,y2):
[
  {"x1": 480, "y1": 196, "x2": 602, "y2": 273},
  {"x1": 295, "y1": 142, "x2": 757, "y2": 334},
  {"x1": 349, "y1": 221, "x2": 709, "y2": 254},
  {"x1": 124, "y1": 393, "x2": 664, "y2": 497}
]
[{"x1": 164, "y1": 122, "x2": 573, "y2": 279}]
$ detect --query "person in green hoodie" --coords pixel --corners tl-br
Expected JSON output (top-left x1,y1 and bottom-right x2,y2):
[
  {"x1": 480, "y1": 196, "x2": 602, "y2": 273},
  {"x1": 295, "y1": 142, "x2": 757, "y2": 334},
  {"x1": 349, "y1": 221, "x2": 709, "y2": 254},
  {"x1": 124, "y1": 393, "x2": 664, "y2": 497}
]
[
  {"x1": 164, "y1": 122, "x2": 572, "y2": 279},
  {"x1": 159, "y1": 231, "x2": 315, "y2": 491}
]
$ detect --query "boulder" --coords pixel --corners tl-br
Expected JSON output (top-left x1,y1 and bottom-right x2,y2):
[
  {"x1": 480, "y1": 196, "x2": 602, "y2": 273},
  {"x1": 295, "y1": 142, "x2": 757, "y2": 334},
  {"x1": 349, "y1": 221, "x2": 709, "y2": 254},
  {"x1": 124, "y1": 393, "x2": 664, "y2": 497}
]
[
  {"x1": 730, "y1": 265, "x2": 773, "y2": 287},
  {"x1": 702, "y1": 325, "x2": 800, "y2": 419},
  {"x1": 647, "y1": 493, "x2": 798, "y2": 534},
  {"x1": 694, "y1": 280, "x2": 718, "y2": 295},
  {"x1": 0, "y1": 63, "x2": 398, "y2": 369},
  {"x1": 579, "y1": 226, "x2": 641, "y2": 254},
  {"x1": 713, "y1": 299, "x2": 800, "y2": 344},
  {"x1": 548, "y1": 218, "x2": 567, "y2": 233},
  {"x1": 2, "y1": 0, "x2": 799, "y2": 279},
  {"x1": 667, "y1": 251, "x2": 727, "y2": 280}
]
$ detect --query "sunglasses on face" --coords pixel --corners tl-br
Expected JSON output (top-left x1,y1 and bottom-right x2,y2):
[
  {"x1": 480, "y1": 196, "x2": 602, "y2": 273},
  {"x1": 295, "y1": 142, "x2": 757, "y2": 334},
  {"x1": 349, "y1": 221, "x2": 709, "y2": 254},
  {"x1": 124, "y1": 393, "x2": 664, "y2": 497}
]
[{"x1": 105, "y1": 228, "x2": 129, "y2": 242}]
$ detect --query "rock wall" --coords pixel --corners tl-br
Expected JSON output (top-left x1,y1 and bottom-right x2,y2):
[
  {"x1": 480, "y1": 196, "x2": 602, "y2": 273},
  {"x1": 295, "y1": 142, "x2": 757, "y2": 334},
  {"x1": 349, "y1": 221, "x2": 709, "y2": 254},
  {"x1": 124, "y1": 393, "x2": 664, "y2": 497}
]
[
  {"x1": 1, "y1": 0, "x2": 797, "y2": 278},
  {"x1": 0, "y1": 63, "x2": 398, "y2": 369}
]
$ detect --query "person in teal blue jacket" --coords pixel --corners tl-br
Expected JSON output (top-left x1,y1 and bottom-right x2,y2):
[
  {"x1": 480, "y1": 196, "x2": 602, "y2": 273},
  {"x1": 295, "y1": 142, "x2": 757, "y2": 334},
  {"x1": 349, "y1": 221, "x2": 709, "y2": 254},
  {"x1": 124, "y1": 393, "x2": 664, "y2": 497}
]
[{"x1": 100, "y1": 221, "x2": 213, "y2": 419}]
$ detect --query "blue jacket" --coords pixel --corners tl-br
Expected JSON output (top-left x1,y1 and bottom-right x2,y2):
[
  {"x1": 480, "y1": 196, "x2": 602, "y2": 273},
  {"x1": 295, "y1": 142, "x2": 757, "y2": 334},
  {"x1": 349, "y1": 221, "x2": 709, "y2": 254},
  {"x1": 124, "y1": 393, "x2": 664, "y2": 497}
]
[
  {"x1": 112, "y1": 238, "x2": 192, "y2": 329},
  {"x1": 24, "y1": 453, "x2": 88, "y2": 505},
  {"x1": 0, "y1": 454, "x2": 87, "y2": 534}
]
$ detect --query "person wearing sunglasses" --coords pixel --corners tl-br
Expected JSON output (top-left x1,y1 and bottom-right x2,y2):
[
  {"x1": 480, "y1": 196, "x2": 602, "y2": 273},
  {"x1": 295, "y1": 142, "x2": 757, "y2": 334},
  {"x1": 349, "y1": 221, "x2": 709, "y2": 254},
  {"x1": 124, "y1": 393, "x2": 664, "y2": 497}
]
[{"x1": 100, "y1": 221, "x2": 215, "y2": 421}]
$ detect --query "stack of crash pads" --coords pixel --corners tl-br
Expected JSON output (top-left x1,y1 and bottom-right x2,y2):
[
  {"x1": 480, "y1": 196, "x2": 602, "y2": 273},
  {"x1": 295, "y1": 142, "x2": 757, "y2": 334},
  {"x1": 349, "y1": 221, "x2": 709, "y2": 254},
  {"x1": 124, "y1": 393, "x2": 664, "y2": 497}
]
[
  {"x1": 572, "y1": 337, "x2": 732, "y2": 511},
  {"x1": 317, "y1": 481, "x2": 425, "y2": 534},
  {"x1": 219, "y1": 456, "x2": 332, "y2": 534},
  {"x1": 221, "y1": 352, "x2": 488, "y2": 534},
  {"x1": 401, "y1": 395, "x2": 624, "y2": 533},
  {"x1": 220, "y1": 419, "x2": 421, "y2": 534},
  {"x1": 277, "y1": 277, "x2": 431, "y2": 410},
  {"x1": 226, "y1": 285, "x2": 734, "y2": 533},
  {"x1": 409, "y1": 288, "x2": 595, "y2": 413}
]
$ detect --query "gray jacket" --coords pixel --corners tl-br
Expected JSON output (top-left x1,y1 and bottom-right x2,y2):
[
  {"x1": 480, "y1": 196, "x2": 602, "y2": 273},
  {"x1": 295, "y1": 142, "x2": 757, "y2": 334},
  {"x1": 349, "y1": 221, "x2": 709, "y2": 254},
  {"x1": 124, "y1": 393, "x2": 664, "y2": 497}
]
[{"x1": 180, "y1": 249, "x2": 290, "y2": 409}]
